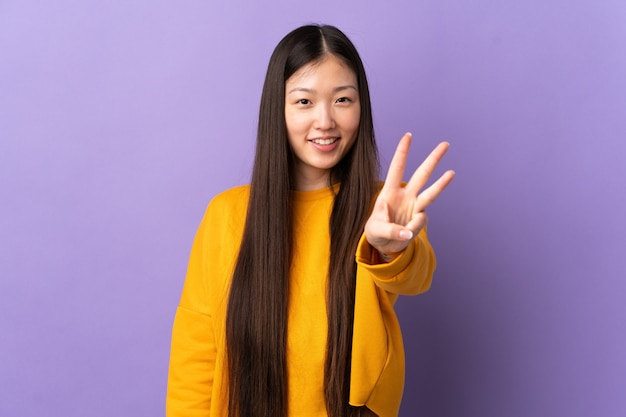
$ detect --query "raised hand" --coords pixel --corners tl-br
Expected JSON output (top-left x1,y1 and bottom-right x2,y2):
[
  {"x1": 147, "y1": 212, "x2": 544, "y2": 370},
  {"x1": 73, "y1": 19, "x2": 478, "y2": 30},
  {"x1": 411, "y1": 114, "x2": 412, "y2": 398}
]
[{"x1": 364, "y1": 132, "x2": 455, "y2": 260}]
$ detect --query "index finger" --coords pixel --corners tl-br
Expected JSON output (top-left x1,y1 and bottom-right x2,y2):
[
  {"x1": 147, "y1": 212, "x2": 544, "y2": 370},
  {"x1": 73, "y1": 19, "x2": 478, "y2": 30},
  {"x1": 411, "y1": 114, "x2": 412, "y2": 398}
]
[{"x1": 383, "y1": 132, "x2": 413, "y2": 189}]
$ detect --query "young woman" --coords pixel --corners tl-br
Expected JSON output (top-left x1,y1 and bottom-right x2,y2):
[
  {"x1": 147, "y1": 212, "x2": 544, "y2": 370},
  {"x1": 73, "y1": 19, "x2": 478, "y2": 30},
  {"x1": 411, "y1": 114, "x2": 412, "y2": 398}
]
[{"x1": 166, "y1": 24, "x2": 454, "y2": 417}]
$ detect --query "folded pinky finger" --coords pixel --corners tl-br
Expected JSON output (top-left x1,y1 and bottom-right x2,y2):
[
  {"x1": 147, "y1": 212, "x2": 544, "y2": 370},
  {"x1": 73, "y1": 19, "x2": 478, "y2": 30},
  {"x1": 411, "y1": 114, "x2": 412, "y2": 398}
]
[{"x1": 405, "y1": 211, "x2": 428, "y2": 236}]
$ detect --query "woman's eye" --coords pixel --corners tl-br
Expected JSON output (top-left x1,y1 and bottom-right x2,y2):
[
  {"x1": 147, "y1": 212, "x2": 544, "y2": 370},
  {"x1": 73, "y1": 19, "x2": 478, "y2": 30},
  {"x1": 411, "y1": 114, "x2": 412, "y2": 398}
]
[
  {"x1": 336, "y1": 97, "x2": 351, "y2": 103},
  {"x1": 297, "y1": 99, "x2": 311, "y2": 105}
]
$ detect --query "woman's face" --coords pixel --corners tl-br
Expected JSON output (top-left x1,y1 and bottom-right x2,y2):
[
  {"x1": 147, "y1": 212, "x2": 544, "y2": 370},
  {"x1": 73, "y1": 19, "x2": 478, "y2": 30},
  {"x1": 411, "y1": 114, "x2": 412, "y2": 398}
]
[{"x1": 285, "y1": 54, "x2": 360, "y2": 191}]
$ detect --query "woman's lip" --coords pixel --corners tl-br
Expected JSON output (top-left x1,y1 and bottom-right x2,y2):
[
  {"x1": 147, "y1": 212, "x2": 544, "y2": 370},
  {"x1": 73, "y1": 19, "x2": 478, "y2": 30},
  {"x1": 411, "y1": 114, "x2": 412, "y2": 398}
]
[{"x1": 309, "y1": 137, "x2": 340, "y2": 151}]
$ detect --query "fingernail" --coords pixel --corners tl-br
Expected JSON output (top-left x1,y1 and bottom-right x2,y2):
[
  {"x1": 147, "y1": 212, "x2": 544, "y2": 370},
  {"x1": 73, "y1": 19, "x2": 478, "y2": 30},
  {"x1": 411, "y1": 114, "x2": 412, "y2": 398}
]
[{"x1": 399, "y1": 230, "x2": 413, "y2": 240}]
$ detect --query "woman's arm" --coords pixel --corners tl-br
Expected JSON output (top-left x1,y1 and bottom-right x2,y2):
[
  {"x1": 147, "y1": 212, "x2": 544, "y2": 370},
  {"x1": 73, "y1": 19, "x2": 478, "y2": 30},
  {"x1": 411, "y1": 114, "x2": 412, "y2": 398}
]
[{"x1": 166, "y1": 306, "x2": 216, "y2": 416}]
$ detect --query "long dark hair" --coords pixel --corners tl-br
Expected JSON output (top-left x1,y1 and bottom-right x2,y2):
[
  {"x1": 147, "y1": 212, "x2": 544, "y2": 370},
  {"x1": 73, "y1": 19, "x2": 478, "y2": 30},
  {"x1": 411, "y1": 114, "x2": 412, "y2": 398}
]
[{"x1": 225, "y1": 24, "x2": 379, "y2": 417}]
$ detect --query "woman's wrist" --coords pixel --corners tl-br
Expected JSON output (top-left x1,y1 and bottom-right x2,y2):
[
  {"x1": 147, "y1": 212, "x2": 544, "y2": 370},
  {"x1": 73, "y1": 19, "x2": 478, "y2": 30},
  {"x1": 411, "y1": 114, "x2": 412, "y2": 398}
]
[{"x1": 377, "y1": 250, "x2": 399, "y2": 263}]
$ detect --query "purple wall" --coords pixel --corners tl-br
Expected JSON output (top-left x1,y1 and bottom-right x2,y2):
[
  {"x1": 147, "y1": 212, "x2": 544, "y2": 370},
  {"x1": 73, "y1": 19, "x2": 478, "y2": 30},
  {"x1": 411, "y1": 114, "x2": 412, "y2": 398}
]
[{"x1": 1, "y1": 1, "x2": 625, "y2": 416}]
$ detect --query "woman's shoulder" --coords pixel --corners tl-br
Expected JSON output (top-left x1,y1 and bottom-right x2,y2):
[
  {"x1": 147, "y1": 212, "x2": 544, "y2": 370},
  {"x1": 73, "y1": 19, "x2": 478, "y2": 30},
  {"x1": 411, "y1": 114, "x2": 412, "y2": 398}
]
[
  {"x1": 205, "y1": 184, "x2": 250, "y2": 216},
  {"x1": 211, "y1": 184, "x2": 250, "y2": 203}
]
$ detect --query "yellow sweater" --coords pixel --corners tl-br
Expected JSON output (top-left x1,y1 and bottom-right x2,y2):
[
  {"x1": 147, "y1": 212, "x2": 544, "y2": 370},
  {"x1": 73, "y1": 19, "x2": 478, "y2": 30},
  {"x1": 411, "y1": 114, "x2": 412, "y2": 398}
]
[{"x1": 166, "y1": 185, "x2": 436, "y2": 417}]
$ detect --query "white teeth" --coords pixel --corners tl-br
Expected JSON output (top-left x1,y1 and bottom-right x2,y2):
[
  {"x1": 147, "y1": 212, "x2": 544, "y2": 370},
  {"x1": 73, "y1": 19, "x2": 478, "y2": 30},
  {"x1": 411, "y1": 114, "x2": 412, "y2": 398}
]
[{"x1": 311, "y1": 138, "x2": 338, "y2": 145}]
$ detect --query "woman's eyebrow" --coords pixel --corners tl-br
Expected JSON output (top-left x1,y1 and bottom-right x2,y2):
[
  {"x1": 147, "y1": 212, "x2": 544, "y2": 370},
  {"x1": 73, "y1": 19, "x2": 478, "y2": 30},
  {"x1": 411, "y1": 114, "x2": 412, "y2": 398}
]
[{"x1": 286, "y1": 85, "x2": 358, "y2": 94}]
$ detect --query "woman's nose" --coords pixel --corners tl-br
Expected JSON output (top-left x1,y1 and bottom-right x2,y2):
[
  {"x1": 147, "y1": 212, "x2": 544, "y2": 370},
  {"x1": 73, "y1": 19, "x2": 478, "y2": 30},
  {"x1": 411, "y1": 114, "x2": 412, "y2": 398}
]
[{"x1": 314, "y1": 105, "x2": 336, "y2": 130}]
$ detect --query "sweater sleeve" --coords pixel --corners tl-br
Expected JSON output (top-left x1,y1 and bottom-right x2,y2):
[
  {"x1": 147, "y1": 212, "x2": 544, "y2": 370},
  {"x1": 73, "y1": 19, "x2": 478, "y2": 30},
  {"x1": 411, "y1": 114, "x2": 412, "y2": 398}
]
[
  {"x1": 355, "y1": 227, "x2": 436, "y2": 297},
  {"x1": 350, "y1": 228, "x2": 436, "y2": 416},
  {"x1": 166, "y1": 307, "x2": 215, "y2": 416},
  {"x1": 166, "y1": 210, "x2": 216, "y2": 417}
]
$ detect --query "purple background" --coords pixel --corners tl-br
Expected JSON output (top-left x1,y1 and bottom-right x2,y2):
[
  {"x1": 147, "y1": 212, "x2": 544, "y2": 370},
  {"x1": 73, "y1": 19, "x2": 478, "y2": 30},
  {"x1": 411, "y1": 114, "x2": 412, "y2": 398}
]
[{"x1": 1, "y1": 1, "x2": 625, "y2": 416}]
